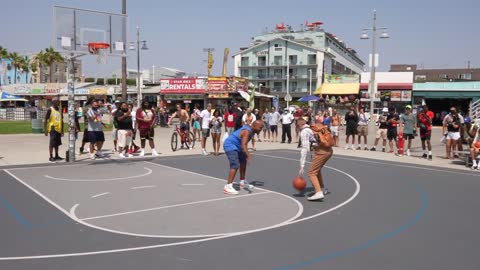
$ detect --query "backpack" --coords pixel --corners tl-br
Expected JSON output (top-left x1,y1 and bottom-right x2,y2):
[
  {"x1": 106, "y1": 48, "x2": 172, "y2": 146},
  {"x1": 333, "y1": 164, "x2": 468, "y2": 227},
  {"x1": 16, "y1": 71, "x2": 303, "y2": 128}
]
[{"x1": 309, "y1": 124, "x2": 335, "y2": 149}]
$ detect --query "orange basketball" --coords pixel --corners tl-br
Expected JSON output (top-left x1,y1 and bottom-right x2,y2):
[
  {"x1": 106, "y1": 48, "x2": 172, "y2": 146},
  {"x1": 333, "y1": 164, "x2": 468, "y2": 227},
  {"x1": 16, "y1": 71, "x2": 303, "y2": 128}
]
[
  {"x1": 293, "y1": 176, "x2": 307, "y2": 191},
  {"x1": 475, "y1": 142, "x2": 480, "y2": 148}
]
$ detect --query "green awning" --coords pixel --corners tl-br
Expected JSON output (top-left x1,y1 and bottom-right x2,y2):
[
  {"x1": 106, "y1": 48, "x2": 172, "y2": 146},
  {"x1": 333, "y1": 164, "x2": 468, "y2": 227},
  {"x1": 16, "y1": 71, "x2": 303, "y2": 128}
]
[{"x1": 413, "y1": 91, "x2": 480, "y2": 99}]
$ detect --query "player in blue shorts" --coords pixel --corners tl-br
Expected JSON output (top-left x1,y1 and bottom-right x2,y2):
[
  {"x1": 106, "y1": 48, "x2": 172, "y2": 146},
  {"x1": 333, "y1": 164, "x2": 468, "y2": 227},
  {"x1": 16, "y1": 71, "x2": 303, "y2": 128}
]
[{"x1": 223, "y1": 120, "x2": 264, "y2": 195}]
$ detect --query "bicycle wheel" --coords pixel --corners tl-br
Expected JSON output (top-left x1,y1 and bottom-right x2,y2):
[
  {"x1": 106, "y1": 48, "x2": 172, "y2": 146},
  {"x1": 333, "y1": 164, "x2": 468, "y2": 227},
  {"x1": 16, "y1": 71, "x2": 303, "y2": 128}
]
[
  {"x1": 186, "y1": 131, "x2": 195, "y2": 149},
  {"x1": 171, "y1": 132, "x2": 178, "y2": 152}
]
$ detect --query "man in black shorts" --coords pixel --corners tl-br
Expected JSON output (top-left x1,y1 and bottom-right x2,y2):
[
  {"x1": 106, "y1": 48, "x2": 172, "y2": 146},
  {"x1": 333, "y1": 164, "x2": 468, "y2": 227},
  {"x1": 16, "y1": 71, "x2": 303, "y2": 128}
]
[
  {"x1": 344, "y1": 106, "x2": 358, "y2": 150},
  {"x1": 386, "y1": 107, "x2": 400, "y2": 154}
]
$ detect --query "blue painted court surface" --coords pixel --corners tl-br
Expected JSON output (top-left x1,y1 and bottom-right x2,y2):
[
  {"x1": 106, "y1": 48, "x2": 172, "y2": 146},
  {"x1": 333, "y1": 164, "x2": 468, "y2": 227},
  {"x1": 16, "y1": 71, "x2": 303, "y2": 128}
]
[{"x1": 0, "y1": 150, "x2": 479, "y2": 270}]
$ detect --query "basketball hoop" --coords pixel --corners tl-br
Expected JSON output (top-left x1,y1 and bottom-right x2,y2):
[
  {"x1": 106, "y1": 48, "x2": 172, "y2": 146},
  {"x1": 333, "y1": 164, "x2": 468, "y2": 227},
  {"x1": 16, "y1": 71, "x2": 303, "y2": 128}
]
[{"x1": 88, "y1": 42, "x2": 110, "y2": 64}]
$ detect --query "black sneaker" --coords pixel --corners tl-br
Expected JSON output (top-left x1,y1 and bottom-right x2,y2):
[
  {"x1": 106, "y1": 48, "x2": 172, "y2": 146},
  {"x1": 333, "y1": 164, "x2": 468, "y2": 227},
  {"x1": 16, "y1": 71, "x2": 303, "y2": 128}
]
[
  {"x1": 422, "y1": 153, "x2": 428, "y2": 159},
  {"x1": 382, "y1": 149, "x2": 386, "y2": 152},
  {"x1": 54, "y1": 156, "x2": 64, "y2": 161},
  {"x1": 364, "y1": 147, "x2": 369, "y2": 151},
  {"x1": 49, "y1": 157, "x2": 55, "y2": 162},
  {"x1": 79, "y1": 147, "x2": 84, "y2": 154},
  {"x1": 370, "y1": 147, "x2": 376, "y2": 151},
  {"x1": 356, "y1": 147, "x2": 361, "y2": 150},
  {"x1": 428, "y1": 155, "x2": 432, "y2": 160}
]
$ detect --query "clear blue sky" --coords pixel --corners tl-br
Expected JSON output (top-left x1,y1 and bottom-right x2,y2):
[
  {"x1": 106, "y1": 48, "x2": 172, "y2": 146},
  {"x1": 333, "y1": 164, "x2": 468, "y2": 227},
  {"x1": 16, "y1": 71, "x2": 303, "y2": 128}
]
[{"x1": 2, "y1": 0, "x2": 478, "y2": 77}]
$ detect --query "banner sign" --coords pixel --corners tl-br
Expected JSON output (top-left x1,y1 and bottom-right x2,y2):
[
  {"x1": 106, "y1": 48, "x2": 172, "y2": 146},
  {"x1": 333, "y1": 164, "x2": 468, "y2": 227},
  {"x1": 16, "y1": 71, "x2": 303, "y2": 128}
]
[
  {"x1": 89, "y1": 88, "x2": 108, "y2": 95},
  {"x1": 208, "y1": 77, "x2": 228, "y2": 92},
  {"x1": 164, "y1": 94, "x2": 204, "y2": 100},
  {"x1": 160, "y1": 78, "x2": 206, "y2": 94},
  {"x1": 324, "y1": 74, "x2": 360, "y2": 84},
  {"x1": 208, "y1": 93, "x2": 229, "y2": 98}
]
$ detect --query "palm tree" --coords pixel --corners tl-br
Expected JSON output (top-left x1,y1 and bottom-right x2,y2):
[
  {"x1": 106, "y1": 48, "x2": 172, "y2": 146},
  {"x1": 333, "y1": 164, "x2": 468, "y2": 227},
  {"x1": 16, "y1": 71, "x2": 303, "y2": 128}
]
[
  {"x1": 20, "y1": 57, "x2": 30, "y2": 83},
  {"x1": 9, "y1": 52, "x2": 23, "y2": 84},
  {"x1": 30, "y1": 62, "x2": 38, "y2": 83},
  {"x1": 37, "y1": 47, "x2": 63, "y2": 83},
  {"x1": 0, "y1": 46, "x2": 8, "y2": 85}
]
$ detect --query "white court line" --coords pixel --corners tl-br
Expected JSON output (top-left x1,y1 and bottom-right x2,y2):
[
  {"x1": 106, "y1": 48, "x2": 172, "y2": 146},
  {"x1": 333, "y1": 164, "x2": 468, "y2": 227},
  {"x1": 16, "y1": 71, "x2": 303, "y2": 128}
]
[
  {"x1": 268, "y1": 149, "x2": 480, "y2": 178},
  {"x1": 0, "y1": 159, "x2": 359, "y2": 261},
  {"x1": 181, "y1": 183, "x2": 205, "y2": 186},
  {"x1": 78, "y1": 191, "x2": 271, "y2": 221},
  {"x1": 44, "y1": 167, "x2": 152, "y2": 182},
  {"x1": 131, "y1": 185, "x2": 156, "y2": 190},
  {"x1": 91, "y1": 192, "x2": 110, "y2": 199}
]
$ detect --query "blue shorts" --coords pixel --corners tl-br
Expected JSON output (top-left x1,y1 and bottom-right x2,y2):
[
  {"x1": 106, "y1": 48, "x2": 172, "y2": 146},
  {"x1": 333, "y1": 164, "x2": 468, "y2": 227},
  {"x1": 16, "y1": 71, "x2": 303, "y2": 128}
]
[{"x1": 226, "y1": 151, "x2": 247, "y2": 169}]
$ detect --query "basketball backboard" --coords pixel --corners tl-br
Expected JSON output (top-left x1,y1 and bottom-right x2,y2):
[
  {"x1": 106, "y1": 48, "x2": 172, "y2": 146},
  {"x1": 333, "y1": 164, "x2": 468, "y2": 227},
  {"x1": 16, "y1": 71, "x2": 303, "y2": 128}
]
[{"x1": 53, "y1": 5, "x2": 127, "y2": 57}]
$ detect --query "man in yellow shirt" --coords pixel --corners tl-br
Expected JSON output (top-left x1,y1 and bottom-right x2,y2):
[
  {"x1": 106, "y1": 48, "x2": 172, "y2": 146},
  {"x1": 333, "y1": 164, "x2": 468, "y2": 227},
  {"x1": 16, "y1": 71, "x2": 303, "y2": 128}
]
[{"x1": 44, "y1": 97, "x2": 64, "y2": 162}]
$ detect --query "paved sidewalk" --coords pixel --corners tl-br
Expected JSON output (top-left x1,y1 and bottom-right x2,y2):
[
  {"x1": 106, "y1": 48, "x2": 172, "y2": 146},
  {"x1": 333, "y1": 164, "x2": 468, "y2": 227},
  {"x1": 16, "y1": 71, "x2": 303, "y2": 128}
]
[{"x1": 0, "y1": 125, "x2": 471, "y2": 171}]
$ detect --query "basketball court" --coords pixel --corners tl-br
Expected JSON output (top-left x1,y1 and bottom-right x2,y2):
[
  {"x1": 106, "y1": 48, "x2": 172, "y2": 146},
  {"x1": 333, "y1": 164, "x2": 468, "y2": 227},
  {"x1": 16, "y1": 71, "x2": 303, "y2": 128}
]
[{"x1": 1, "y1": 149, "x2": 479, "y2": 270}]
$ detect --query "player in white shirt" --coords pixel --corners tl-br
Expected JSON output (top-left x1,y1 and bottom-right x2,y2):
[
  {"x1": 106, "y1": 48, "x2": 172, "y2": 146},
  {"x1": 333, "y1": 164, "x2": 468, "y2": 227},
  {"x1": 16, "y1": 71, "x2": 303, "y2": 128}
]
[{"x1": 199, "y1": 103, "x2": 212, "y2": 155}]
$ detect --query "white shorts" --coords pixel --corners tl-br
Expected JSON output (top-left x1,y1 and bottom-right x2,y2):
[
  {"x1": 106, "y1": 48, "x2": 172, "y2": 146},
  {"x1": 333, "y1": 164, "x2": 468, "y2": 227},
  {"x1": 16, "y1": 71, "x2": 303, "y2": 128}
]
[
  {"x1": 447, "y1": 132, "x2": 460, "y2": 140},
  {"x1": 117, "y1": 129, "x2": 133, "y2": 147},
  {"x1": 112, "y1": 128, "x2": 118, "y2": 140},
  {"x1": 330, "y1": 126, "x2": 339, "y2": 136}
]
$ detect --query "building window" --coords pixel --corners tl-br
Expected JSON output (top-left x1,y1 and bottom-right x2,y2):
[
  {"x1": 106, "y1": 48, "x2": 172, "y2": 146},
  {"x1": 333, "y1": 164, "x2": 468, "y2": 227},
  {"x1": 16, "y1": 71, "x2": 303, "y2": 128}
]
[
  {"x1": 274, "y1": 44, "x2": 282, "y2": 51},
  {"x1": 274, "y1": 56, "x2": 282, "y2": 66},
  {"x1": 459, "y1": 73, "x2": 472, "y2": 80},
  {"x1": 240, "y1": 69, "x2": 249, "y2": 78},
  {"x1": 241, "y1": 57, "x2": 249, "y2": 67},
  {"x1": 439, "y1": 74, "x2": 448, "y2": 79},
  {"x1": 257, "y1": 69, "x2": 267, "y2": 79},
  {"x1": 273, "y1": 69, "x2": 283, "y2": 78},
  {"x1": 288, "y1": 55, "x2": 298, "y2": 65},
  {"x1": 290, "y1": 81, "x2": 298, "y2": 92},
  {"x1": 307, "y1": 54, "x2": 316, "y2": 65},
  {"x1": 273, "y1": 82, "x2": 282, "y2": 92},
  {"x1": 415, "y1": 75, "x2": 426, "y2": 81},
  {"x1": 258, "y1": 56, "x2": 266, "y2": 66},
  {"x1": 55, "y1": 65, "x2": 59, "y2": 73}
]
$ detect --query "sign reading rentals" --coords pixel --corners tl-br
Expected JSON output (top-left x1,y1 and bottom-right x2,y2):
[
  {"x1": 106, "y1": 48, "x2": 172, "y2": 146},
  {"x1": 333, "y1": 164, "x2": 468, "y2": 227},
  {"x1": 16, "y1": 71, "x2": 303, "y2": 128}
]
[{"x1": 160, "y1": 78, "x2": 206, "y2": 94}]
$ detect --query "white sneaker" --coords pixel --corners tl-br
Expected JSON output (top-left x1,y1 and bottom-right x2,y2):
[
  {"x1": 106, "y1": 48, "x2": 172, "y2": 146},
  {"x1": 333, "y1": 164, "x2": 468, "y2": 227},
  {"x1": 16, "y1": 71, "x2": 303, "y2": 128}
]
[
  {"x1": 406, "y1": 149, "x2": 411, "y2": 157},
  {"x1": 90, "y1": 154, "x2": 96, "y2": 160},
  {"x1": 344, "y1": 146, "x2": 350, "y2": 150},
  {"x1": 95, "y1": 151, "x2": 104, "y2": 158},
  {"x1": 307, "y1": 192, "x2": 325, "y2": 201},
  {"x1": 202, "y1": 149, "x2": 209, "y2": 156},
  {"x1": 118, "y1": 153, "x2": 126, "y2": 158},
  {"x1": 152, "y1": 150, "x2": 160, "y2": 156},
  {"x1": 126, "y1": 153, "x2": 133, "y2": 158},
  {"x1": 139, "y1": 149, "x2": 145, "y2": 157},
  {"x1": 224, "y1": 184, "x2": 239, "y2": 195},
  {"x1": 240, "y1": 180, "x2": 254, "y2": 189},
  {"x1": 471, "y1": 165, "x2": 478, "y2": 170}
]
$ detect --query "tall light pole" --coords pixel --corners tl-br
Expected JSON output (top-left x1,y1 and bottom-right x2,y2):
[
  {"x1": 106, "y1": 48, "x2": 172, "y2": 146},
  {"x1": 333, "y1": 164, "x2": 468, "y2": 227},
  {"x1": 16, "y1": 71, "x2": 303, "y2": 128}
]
[
  {"x1": 121, "y1": 0, "x2": 127, "y2": 101},
  {"x1": 308, "y1": 68, "x2": 313, "y2": 95},
  {"x1": 361, "y1": 9, "x2": 389, "y2": 116},
  {"x1": 286, "y1": 55, "x2": 290, "y2": 108},
  {"x1": 130, "y1": 26, "x2": 148, "y2": 107}
]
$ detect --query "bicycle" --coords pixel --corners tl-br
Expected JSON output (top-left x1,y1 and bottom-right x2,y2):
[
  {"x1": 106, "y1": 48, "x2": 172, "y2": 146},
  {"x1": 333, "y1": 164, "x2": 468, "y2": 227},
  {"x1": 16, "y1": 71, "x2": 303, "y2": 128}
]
[{"x1": 171, "y1": 124, "x2": 195, "y2": 152}]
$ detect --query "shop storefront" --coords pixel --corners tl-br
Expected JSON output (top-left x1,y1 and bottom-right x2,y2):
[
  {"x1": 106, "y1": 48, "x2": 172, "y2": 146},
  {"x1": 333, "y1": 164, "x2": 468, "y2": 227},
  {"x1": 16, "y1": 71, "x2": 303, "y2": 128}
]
[
  {"x1": 315, "y1": 75, "x2": 360, "y2": 114},
  {"x1": 159, "y1": 78, "x2": 207, "y2": 113},
  {"x1": 207, "y1": 77, "x2": 249, "y2": 111},
  {"x1": 413, "y1": 82, "x2": 480, "y2": 125}
]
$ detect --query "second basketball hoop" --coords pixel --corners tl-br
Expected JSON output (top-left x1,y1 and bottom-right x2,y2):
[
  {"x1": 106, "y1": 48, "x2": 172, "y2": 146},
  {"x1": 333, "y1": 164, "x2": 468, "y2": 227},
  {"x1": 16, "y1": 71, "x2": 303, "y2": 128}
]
[{"x1": 88, "y1": 42, "x2": 110, "y2": 64}]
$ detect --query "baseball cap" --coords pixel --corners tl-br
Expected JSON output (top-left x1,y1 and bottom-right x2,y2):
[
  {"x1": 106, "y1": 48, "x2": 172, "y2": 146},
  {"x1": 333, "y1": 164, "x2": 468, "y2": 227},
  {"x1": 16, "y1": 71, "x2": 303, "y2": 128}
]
[
  {"x1": 405, "y1": 105, "x2": 412, "y2": 110},
  {"x1": 114, "y1": 99, "x2": 122, "y2": 104},
  {"x1": 382, "y1": 107, "x2": 389, "y2": 113}
]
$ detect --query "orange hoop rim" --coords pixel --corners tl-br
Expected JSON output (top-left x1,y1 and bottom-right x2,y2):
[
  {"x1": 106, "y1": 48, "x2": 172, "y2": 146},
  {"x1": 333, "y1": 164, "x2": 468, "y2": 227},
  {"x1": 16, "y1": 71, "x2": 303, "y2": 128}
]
[{"x1": 88, "y1": 42, "x2": 110, "y2": 54}]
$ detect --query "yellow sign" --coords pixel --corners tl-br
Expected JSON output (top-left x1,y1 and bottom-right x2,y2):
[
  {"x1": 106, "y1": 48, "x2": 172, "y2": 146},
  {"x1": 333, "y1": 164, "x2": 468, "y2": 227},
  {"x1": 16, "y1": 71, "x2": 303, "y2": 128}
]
[{"x1": 89, "y1": 88, "x2": 108, "y2": 95}]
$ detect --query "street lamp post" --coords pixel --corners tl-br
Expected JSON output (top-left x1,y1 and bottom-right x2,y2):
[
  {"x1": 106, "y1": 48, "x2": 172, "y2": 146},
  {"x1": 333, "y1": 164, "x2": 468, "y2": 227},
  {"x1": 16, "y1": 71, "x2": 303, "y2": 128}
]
[
  {"x1": 308, "y1": 69, "x2": 313, "y2": 95},
  {"x1": 361, "y1": 9, "x2": 389, "y2": 130},
  {"x1": 130, "y1": 26, "x2": 148, "y2": 107}
]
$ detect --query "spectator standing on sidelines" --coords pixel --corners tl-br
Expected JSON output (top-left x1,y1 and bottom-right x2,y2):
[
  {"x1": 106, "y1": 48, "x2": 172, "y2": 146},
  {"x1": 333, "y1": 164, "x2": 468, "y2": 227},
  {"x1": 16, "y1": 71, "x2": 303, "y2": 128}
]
[
  {"x1": 223, "y1": 106, "x2": 236, "y2": 135},
  {"x1": 136, "y1": 100, "x2": 159, "y2": 157},
  {"x1": 114, "y1": 102, "x2": 133, "y2": 158},
  {"x1": 371, "y1": 107, "x2": 389, "y2": 152},
  {"x1": 280, "y1": 108, "x2": 294, "y2": 144},
  {"x1": 200, "y1": 103, "x2": 212, "y2": 156},
  {"x1": 330, "y1": 110, "x2": 341, "y2": 147},
  {"x1": 442, "y1": 107, "x2": 461, "y2": 159},
  {"x1": 210, "y1": 110, "x2": 223, "y2": 156},
  {"x1": 356, "y1": 108, "x2": 369, "y2": 150},
  {"x1": 233, "y1": 103, "x2": 244, "y2": 131},
  {"x1": 87, "y1": 100, "x2": 106, "y2": 160},
  {"x1": 344, "y1": 107, "x2": 359, "y2": 150},
  {"x1": 269, "y1": 107, "x2": 281, "y2": 143},
  {"x1": 399, "y1": 105, "x2": 417, "y2": 157},
  {"x1": 111, "y1": 99, "x2": 121, "y2": 153},
  {"x1": 192, "y1": 103, "x2": 201, "y2": 142},
  {"x1": 242, "y1": 108, "x2": 257, "y2": 150},
  {"x1": 386, "y1": 107, "x2": 400, "y2": 154},
  {"x1": 44, "y1": 97, "x2": 64, "y2": 162},
  {"x1": 79, "y1": 97, "x2": 94, "y2": 154},
  {"x1": 262, "y1": 108, "x2": 271, "y2": 142},
  {"x1": 417, "y1": 107, "x2": 433, "y2": 160}
]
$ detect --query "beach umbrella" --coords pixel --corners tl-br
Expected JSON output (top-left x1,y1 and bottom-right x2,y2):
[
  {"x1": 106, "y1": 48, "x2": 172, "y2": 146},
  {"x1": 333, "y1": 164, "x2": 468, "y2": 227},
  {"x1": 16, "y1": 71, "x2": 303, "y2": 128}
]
[
  {"x1": 0, "y1": 91, "x2": 28, "y2": 102},
  {"x1": 298, "y1": 95, "x2": 321, "y2": 102}
]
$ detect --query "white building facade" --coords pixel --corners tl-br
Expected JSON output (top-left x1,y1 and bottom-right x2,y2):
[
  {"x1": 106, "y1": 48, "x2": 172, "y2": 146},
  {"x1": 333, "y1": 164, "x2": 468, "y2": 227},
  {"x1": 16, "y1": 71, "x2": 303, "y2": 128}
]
[{"x1": 233, "y1": 25, "x2": 364, "y2": 98}]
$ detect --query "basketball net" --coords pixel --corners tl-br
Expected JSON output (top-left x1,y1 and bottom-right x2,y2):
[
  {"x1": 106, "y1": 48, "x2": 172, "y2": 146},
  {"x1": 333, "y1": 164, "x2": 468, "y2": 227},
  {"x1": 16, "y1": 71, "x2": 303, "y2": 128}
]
[{"x1": 88, "y1": 43, "x2": 109, "y2": 64}]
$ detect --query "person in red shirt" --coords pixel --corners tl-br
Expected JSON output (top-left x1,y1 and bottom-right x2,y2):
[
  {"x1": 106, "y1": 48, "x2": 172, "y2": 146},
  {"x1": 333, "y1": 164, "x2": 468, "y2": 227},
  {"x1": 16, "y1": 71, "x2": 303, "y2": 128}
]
[
  {"x1": 136, "y1": 100, "x2": 159, "y2": 157},
  {"x1": 418, "y1": 106, "x2": 433, "y2": 160},
  {"x1": 223, "y1": 106, "x2": 236, "y2": 135}
]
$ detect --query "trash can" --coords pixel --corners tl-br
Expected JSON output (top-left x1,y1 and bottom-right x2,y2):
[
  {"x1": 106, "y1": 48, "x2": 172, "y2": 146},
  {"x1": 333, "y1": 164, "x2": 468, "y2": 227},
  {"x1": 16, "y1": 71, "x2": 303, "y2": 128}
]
[{"x1": 31, "y1": 119, "x2": 43, "y2": 134}]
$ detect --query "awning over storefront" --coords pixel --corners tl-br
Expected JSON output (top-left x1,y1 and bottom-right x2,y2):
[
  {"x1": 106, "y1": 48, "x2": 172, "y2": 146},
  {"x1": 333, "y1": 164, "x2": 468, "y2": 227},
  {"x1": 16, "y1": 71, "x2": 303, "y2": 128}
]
[
  {"x1": 413, "y1": 91, "x2": 480, "y2": 99},
  {"x1": 314, "y1": 83, "x2": 359, "y2": 95}
]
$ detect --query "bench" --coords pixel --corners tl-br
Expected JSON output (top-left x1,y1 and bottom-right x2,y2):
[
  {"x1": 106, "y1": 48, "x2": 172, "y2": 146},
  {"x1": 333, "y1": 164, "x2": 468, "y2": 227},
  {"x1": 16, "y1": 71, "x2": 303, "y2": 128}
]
[{"x1": 453, "y1": 150, "x2": 471, "y2": 167}]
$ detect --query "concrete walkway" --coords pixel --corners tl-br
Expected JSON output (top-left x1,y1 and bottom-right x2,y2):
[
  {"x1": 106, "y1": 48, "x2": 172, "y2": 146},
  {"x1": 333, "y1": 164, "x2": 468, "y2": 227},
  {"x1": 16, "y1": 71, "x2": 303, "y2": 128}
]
[{"x1": 0, "y1": 125, "x2": 471, "y2": 171}]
